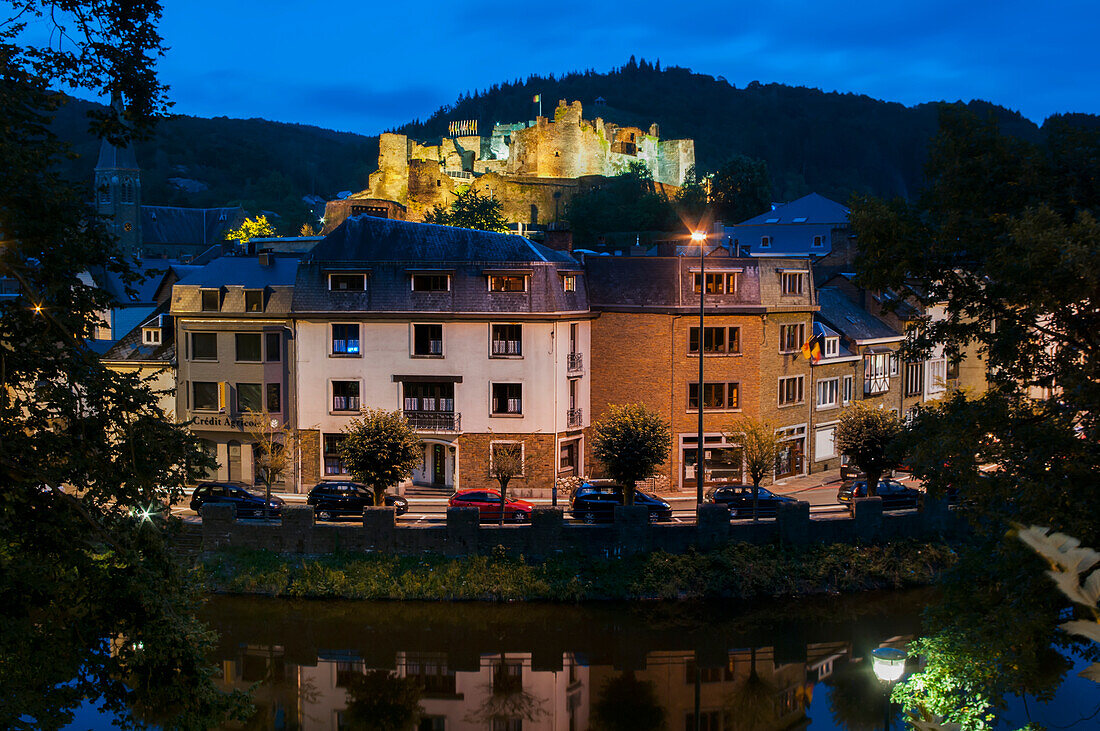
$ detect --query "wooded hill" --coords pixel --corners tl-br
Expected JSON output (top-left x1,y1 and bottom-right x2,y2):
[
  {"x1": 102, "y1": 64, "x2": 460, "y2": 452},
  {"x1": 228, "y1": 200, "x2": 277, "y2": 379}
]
[{"x1": 50, "y1": 59, "x2": 1088, "y2": 231}]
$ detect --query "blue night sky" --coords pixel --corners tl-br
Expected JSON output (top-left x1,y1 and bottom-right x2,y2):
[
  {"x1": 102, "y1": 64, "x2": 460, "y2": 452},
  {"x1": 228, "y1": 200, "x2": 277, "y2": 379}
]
[{"x1": 25, "y1": 0, "x2": 1100, "y2": 134}]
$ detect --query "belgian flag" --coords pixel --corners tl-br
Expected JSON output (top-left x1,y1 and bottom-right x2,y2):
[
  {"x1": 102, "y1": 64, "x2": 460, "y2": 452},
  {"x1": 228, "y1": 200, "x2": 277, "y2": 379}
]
[{"x1": 801, "y1": 335, "x2": 823, "y2": 364}]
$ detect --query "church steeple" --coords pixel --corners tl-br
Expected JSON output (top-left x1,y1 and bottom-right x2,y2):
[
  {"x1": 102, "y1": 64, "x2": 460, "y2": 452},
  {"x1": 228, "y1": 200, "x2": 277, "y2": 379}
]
[{"x1": 94, "y1": 93, "x2": 142, "y2": 256}]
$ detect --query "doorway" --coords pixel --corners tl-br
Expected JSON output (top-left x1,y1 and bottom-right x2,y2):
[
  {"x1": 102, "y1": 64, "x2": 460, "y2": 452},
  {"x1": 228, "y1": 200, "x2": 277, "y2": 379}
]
[
  {"x1": 227, "y1": 440, "x2": 242, "y2": 482},
  {"x1": 775, "y1": 439, "x2": 805, "y2": 479},
  {"x1": 431, "y1": 444, "x2": 446, "y2": 486}
]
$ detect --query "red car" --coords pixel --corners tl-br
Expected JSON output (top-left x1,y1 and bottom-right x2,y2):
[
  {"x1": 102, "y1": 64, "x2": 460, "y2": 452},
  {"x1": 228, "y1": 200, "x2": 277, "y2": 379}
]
[{"x1": 448, "y1": 489, "x2": 533, "y2": 523}]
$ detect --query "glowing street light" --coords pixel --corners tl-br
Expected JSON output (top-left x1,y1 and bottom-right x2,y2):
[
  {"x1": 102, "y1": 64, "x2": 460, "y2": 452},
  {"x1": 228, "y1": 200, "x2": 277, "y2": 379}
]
[
  {"x1": 871, "y1": 647, "x2": 907, "y2": 682},
  {"x1": 694, "y1": 229, "x2": 707, "y2": 506}
]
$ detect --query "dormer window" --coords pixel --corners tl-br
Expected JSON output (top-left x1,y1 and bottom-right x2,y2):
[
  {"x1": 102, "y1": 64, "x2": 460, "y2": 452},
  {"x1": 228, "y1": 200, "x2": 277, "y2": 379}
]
[
  {"x1": 781, "y1": 272, "x2": 805, "y2": 295},
  {"x1": 561, "y1": 273, "x2": 577, "y2": 292},
  {"x1": 244, "y1": 289, "x2": 264, "y2": 312},
  {"x1": 329, "y1": 273, "x2": 366, "y2": 291},
  {"x1": 813, "y1": 235, "x2": 824, "y2": 247},
  {"x1": 760, "y1": 236, "x2": 771, "y2": 248},
  {"x1": 142, "y1": 327, "x2": 162, "y2": 345},
  {"x1": 411, "y1": 274, "x2": 450, "y2": 292},
  {"x1": 824, "y1": 336, "x2": 839, "y2": 358},
  {"x1": 200, "y1": 289, "x2": 220, "y2": 312},
  {"x1": 488, "y1": 274, "x2": 527, "y2": 292}
]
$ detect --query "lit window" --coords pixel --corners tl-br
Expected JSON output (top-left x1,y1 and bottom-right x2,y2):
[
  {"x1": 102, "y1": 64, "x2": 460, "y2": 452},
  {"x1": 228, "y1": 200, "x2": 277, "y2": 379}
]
[
  {"x1": 332, "y1": 324, "x2": 360, "y2": 355},
  {"x1": 489, "y1": 274, "x2": 527, "y2": 292},
  {"x1": 561, "y1": 274, "x2": 577, "y2": 292}
]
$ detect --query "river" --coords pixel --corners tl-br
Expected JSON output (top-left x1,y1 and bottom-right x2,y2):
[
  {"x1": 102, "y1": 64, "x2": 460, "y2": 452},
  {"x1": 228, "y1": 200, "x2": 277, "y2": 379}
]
[{"x1": 65, "y1": 588, "x2": 1097, "y2": 730}]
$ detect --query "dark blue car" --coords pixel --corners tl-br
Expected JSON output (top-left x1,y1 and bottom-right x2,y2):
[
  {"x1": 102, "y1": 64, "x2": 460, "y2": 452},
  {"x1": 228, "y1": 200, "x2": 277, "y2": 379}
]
[
  {"x1": 569, "y1": 480, "x2": 673, "y2": 523},
  {"x1": 190, "y1": 481, "x2": 284, "y2": 518},
  {"x1": 705, "y1": 484, "x2": 796, "y2": 518}
]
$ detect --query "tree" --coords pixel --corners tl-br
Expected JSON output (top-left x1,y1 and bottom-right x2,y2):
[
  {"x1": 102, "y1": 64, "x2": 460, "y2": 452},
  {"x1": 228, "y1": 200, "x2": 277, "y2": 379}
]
[
  {"x1": 299, "y1": 222, "x2": 317, "y2": 236},
  {"x1": 565, "y1": 163, "x2": 679, "y2": 244},
  {"x1": 342, "y1": 670, "x2": 424, "y2": 731},
  {"x1": 674, "y1": 164, "x2": 708, "y2": 220},
  {"x1": 337, "y1": 409, "x2": 422, "y2": 505},
  {"x1": 726, "y1": 417, "x2": 781, "y2": 522},
  {"x1": 424, "y1": 188, "x2": 509, "y2": 232},
  {"x1": 591, "y1": 404, "x2": 670, "y2": 506},
  {"x1": 709, "y1": 155, "x2": 772, "y2": 224},
  {"x1": 490, "y1": 441, "x2": 524, "y2": 525},
  {"x1": 1, "y1": 2, "x2": 244, "y2": 727},
  {"x1": 245, "y1": 410, "x2": 299, "y2": 519},
  {"x1": 834, "y1": 402, "x2": 901, "y2": 496},
  {"x1": 223, "y1": 214, "x2": 277, "y2": 244},
  {"x1": 591, "y1": 671, "x2": 667, "y2": 731}
]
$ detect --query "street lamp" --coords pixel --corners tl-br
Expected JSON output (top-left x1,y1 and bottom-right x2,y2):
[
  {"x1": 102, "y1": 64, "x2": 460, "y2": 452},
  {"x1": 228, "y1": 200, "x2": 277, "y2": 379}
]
[
  {"x1": 692, "y1": 229, "x2": 707, "y2": 506},
  {"x1": 871, "y1": 647, "x2": 907, "y2": 730}
]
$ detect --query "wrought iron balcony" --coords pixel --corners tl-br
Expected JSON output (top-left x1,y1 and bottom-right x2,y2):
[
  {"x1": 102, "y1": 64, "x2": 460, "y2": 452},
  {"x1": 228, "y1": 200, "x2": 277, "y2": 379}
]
[
  {"x1": 404, "y1": 411, "x2": 461, "y2": 432},
  {"x1": 567, "y1": 351, "x2": 584, "y2": 373},
  {"x1": 567, "y1": 408, "x2": 583, "y2": 428}
]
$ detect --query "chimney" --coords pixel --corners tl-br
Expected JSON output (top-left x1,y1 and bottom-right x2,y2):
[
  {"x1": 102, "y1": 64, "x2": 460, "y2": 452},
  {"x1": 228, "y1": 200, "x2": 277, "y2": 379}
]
[
  {"x1": 258, "y1": 249, "x2": 273, "y2": 267},
  {"x1": 544, "y1": 226, "x2": 573, "y2": 252}
]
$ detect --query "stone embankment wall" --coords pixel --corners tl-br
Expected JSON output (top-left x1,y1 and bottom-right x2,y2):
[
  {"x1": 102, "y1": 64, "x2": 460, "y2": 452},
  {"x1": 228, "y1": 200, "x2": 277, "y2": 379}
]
[{"x1": 201, "y1": 498, "x2": 963, "y2": 557}]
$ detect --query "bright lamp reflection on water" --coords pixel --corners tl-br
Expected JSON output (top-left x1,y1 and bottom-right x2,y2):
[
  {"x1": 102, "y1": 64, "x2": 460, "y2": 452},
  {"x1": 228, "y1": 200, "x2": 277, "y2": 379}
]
[{"x1": 871, "y1": 647, "x2": 908, "y2": 682}]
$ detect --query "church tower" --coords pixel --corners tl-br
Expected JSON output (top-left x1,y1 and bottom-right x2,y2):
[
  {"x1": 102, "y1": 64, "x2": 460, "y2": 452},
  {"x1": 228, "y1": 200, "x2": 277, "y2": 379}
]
[{"x1": 94, "y1": 103, "x2": 142, "y2": 256}]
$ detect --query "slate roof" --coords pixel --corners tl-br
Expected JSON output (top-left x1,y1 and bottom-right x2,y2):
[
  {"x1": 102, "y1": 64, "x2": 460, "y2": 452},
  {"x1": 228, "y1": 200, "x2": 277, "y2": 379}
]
[
  {"x1": 816, "y1": 287, "x2": 901, "y2": 342},
  {"x1": 294, "y1": 216, "x2": 587, "y2": 315},
  {"x1": 141, "y1": 206, "x2": 247, "y2": 246},
  {"x1": 95, "y1": 138, "x2": 139, "y2": 171},
  {"x1": 90, "y1": 260, "x2": 174, "y2": 305},
  {"x1": 308, "y1": 215, "x2": 577, "y2": 265},
  {"x1": 175, "y1": 253, "x2": 300, "y2": 289},
  {"x1": 100, "y1": 302, "x2": 174, "y2": 364},
  {"x1": 585, "y1": 256, "x2": 816, "y2": 312},
  {"x1": 736, "y1": 193, "x2": 849, "y2": 226}
]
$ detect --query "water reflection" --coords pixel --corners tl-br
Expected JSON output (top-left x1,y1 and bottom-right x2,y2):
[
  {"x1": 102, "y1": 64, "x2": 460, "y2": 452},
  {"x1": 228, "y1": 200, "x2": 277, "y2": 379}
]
[{"x1": 200, "y1": 590, "x2": 930, "y2": 730}]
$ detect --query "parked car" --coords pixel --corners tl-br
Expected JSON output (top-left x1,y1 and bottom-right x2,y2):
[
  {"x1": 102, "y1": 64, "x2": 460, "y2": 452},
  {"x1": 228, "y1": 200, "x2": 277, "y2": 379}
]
[
  {"x1": 190, "y1": 481, "x2": 284, "y2": 518},
  {"x1": 836, "y1": 478, "x2": 920, "y2": 510},
  {"x1": 448, "y1": 489, "x2": 534, "y2": 523},
  {"x1": 569, "y1": 481, "x2": 673, "y2": 523},
  {"x1": 307, "y1": 481, "x2": 409, "y2": 520},
  {"x1": 841, "y1": 457, "x2": 911, "y2": 481},
  {"x1": 705, "y1": 484, "x2": 796, "y2": 518}
]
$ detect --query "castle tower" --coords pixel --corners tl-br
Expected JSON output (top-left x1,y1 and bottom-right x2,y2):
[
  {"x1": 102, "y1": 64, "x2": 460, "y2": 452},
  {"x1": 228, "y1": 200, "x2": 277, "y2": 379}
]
[{"x1": 94, "y1": 108, "x2": 142, "y2": 256}]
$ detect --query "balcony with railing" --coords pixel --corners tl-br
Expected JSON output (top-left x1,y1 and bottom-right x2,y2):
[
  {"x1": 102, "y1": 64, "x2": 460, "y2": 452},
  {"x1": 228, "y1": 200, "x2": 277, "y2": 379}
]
[
  {"x1": 404, "y1": 411, "x2": 461, "y2": 432},
  {"x1": 567, "y1": 408, "x2": 583, "y2": 428},
  {"x1": 567, "y1": 351, "x2": 584, "y2": 373}
]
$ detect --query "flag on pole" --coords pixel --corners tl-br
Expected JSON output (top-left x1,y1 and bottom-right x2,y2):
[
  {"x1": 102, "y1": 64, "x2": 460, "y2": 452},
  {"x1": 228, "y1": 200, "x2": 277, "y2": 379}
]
[
  {"x1": 532, "y1": 94, "x2": 540, "y2": 103},
  {"x1": 801, "y1": 335, "x2": 823, "y2": 364}
]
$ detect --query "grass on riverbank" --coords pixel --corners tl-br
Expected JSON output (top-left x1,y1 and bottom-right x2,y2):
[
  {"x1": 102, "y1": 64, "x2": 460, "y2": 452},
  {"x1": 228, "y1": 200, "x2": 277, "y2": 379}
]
[{"x1": 199, "y1": 540, "x2": 957, "y2": 602}]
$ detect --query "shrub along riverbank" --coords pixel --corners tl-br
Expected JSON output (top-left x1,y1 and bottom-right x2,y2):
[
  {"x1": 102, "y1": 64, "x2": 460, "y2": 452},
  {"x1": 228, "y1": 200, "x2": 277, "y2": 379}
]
[{"x1": 199, "y1": 540, "x2": 957, "y2": 602}]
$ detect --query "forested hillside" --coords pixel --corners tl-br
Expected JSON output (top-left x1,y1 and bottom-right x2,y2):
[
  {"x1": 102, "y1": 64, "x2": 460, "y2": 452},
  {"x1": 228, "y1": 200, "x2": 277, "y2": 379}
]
[
  {"x1": 50, "y1": 97, "x2": 379, "y2": 233},
  {"x1": 399, "y1": 58, "x2": 1045, "y2": 203},
  {"x1": 51, "y1": 59, "x2": 1086, "y2": 232}
]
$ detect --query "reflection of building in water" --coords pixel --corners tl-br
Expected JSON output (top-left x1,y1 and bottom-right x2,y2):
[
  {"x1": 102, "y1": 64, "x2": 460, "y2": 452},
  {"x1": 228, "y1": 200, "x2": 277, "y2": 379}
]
[
  {"x1": 294, "y1": 651, "x2": 588, "y2": 730},
  {"x1": 212, "y1": 641, "x2": 858, "y2": 730}
]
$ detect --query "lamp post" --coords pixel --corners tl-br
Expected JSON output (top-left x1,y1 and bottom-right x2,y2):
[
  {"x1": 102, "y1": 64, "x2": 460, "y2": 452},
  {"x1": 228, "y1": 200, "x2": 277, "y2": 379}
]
[
  {"x1": 871, "y1": 647, "x2": 907, "y2": 730},
  {"x1": 691, "y1": 229, "x2": 707, "y2": 507}
]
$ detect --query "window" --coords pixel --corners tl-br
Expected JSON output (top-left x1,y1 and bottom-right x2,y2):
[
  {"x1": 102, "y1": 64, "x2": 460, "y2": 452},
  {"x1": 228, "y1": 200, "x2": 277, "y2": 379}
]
[
  {"x1": 265, "y1": 332, "x2": 281, "y2": 362},
  {"x1": 864, "y1": 352, "x2": 891, "y2": 394},
  {"x1": 142, "y1": 327, "x2": 161, "y2": 345},
  {"x1": 559, "y1": 441, "x2": 577, "y2": 473},
  {"x1": 692, "y1": 272, "x2": 739, "y2": 294},
  {"x1": 928, "y1": 359, "x2": 947, "y2": 393},
  {"x1": 815, "y1": 425, "x2": 837, "y2": 460},
  {"x1": 779, "y1": 323, "x2": 806, "y2": 353},
  {"x1": 817, "y1": 378, "x2": 839, "y2": 408},
  {"x1": 946, "y1": 360, "x2": 960, "y2": 380},
  {"x1": 192, "y1": 381, "x2": 220, "y2": 411},
  {"x1": 331, "y1": 324, "x2": 360, "y2": 355},
  {"x1": 235, "y1": 333, "x2": 262, "y2": 362},
  {"x1": 905, "y1": 362, "x2": 924, "y2": 397},
  {"x1": 488, "y1": 274, "x2": 527, "y2": 292},
  {"x1": 200, "y1": 289, "x2": 220, "y2": 312},
  {"x1": 689, "y1": 326, "x2": 740, "y2": 355},
  {"x1": 561, "y1": 273, "x2": 577, "y2": 292},
  {"x1": 191, "y1": 332, "x2": 217, "y2": 360},
  {"x1": 687, "y1": 382, "x2": 739, "y2": 410},
  {"x1": 244, "y1": 289, "x2": 264, "y2": 312},
  {"x1": 411, "y1": 274, "x2": 450, "y2": 292},
  {"x1": 413, "y1": 324, "x2": 443, "y2": 356},
  {"x1": 890, "y1": 354, "x2": 900, "y2": 377},
  {"x1": 332, "y1": 381, "x2": 360, "y2": 412},
  {"x1": 778, "y1": 375, "x2": 804, "y2": 406},
  {"x1": 236, "y1": 382, "x2": 262, "y2": 413},
  {"x1": 490, "y1": 323, "x2": 522, "y2": 356},
  {"x1": 760, "y1": 235, "x2": 771, "y2": 248},
  {"x1": 843, "y1": 375, "x2": 853, "y2": 404},
  {"x1": 266, "y1": 383, "x2": 281, "y2": 412},
  {"x1": 813, "y1": 234, "x2": 824, "y2": 247},
  {"x1": 491, "y1": 383, "x2": 522, "y2": 415},
  {"x1": 781, "y1": 272, "x2": 805, "y2": 295},
  {"x1": 824, "y1": 336, "x2": 839, "y2": 357},
  {"x1": 323, "y1": 434, "x2": 347, "y2": 475},
  {"x1": 329, "y1": 273, "x2": 365, "y2": 291}
]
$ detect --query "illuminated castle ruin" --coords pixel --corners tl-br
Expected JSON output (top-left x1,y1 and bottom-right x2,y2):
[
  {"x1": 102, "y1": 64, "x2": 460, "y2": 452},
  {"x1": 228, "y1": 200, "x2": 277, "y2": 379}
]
[{"x1": 323, "y1": 100, "x2": 695, "y2": 231}]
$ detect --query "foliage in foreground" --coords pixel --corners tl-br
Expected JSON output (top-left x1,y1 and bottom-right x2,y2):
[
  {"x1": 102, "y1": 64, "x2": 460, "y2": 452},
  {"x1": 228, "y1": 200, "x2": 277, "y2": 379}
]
[
  {"x1": 591, "y1": 403, "x2": 671, "y2": 506},
  {"x1": 337, "y1": 408, "x2": 422, "y2": 505},
  {"x1": 199, "y1": 541, "x2": 956, "y2": 602},
  {"x1": 424, "y1": 187, "x2": 509, "y2": 232}
]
